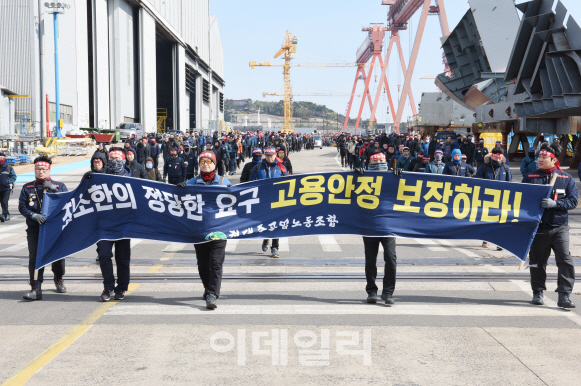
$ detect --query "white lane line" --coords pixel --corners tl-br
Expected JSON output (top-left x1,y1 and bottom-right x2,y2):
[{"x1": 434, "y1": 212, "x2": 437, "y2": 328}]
[
  {"x1": 225, "y1": 240, "x2": 239, "y2": 252},
  {"x1": 278, "y1": 237, "x2": 289, "y2": 252},
  {"x1": 0, "y1": 242, "x2": 28, "y2": 252},
  {"x1": 414, "y1": 238, "x2": 447, "y2": 252},
  {"x1": 106, "y1": 303, "x2": 573, "y2": 317},
  {"x1": 334, "y1": 153, "x2": 347, "y2": 170},
  {"x1": 510, "y1": 279, "x2": 581, "y2": 327},
  {"x1": 318, "y1": 235, "x2": 342, "y2": 252},
  {"x1": 163, "y1": 243, "x2": 187, "y2": 252},
  {"x1": 0, "y1": 223, "x2": 26, "y2": 232},
  {"x1": 0, "y1": 233, "x2": 17, "y2": 241},
  {"x1": 438, "y1": 240, "x2": 453, "y2": 246},
  {"x1": 131, "y1": 239, "x2": 144, "y2": 247},
  {"x1": 455, "y1": 248, "x2": 480, "y2": 258}
]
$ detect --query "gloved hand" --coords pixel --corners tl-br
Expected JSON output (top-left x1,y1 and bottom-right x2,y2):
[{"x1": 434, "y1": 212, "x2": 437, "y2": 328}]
[
  {"x1": 355, "y1": 167, "x2": 365, "y2": 175},
  {"x1": 177, "y1": 181, "x2": 187, "y2": 188},
  {"x1": 541, "y1": 198, "x2": 558, "y2": 209},
  {"x1": 83, "y1": 171, "x2": 92, "y2": 180},
  {"x1": 394, "y1": 168, "x2": 403, "y2": 177},
  {"x1": 43, "y1": 180, "x2": 57, "y2": 192},
  {"x1": 32, "y1": 214, "x2": 46, "y2": 225}
]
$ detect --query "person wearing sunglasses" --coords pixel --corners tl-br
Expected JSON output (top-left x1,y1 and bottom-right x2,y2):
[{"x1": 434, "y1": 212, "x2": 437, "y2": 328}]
[
  {"x1": 185, "y1": 152, "x2": 231, "y2": 309},
  {"x1": 19, "y1": 156, "x2": 69, "y2": 301}
]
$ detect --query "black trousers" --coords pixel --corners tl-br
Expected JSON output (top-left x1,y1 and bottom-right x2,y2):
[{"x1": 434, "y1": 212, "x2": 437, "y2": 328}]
[
  {"x1": 98, "y1": 239, "x2": 131, "y2": 292},
  {"x1": 363, "y1": 236, "x2": 397, "y2": 295},
  {"x1": 529, "y1": 225, "x2": 575, "y2": 294},
  {"x1": 264, "y1": 239, "x2": 279, "y2": 249},
  {"x1": 340, "y1": 151, "x2": 348, "y2": 166},
  {"x1": 194, "y1": 240, "x2": 227, "y2": 297},
  {"x1": 27, "y1": 229, "x2": 65, "y2": 282},
  {"x1": 0, "y1": 190, "x2": 9, "y2": 216}
]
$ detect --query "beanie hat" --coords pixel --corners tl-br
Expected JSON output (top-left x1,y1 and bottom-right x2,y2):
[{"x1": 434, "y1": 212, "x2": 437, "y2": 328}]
[
  {"x1": 199, "y1": 151, "x2": 217, "y2": 163},
  {"x1": 452, "y1": 149, "x2": 462, "y2": 158}
]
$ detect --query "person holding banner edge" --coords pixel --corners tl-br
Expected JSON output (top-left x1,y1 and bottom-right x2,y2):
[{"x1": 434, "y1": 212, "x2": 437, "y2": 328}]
[
  {"x1": 84, "y1": 147, "x2": 133, "y2": 302},
  {"x1": 186, "y1": 151, "x2": 231, "y2": 309},
  {"x1": 522, "y1": 142, "x2": 577, "y2": 308},
  {"x1": 362, "y1": 149, "x2": 397, "y2": 305},
  {"x1": 19, "y1": 156, "x2": 68, "y2": 301}
]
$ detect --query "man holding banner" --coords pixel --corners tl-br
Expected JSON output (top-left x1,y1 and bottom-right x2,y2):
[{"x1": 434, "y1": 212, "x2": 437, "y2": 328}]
[
  {"x1": 363, "y1": 149, "x2": 397, "y2": 305},
  {"x1": 85, "y1": 147, "x2": 134, "y2": 302},
  {"x1": 522, "y1": 143, "x2": 577, "y2": 308},
  {"x1": 19, "y1": 156, "x2": 69, "y2": 301}
]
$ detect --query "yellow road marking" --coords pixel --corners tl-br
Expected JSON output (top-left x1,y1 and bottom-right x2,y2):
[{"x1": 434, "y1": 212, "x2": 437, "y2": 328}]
[
  {"x1": 2, "y1": 263, "x2": 165, "y2": 385},
  {"x1": 159, "y1": 251, "x2": 177, "y2": 262}
]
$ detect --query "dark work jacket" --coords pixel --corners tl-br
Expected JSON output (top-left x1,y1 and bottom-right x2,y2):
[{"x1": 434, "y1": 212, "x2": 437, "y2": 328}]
[
  {"x1": 240, "y1": 160, "x2": 260, "y2": 183},
  {"x1": 135, "y1": 143, "x2": 151, "y2": 164},
  {"x1": 19, "y1": 179, "x2": 68, "y2": 231},
  {"x1": 164, "y1": 156, "x2": 187, "y2": 182},
  {"x1": 475, "y1": 155, "x2": 511, "y2": 182},
  {"x1": 443, "y1": 161, "x2": 471, "y2": 177},
  {"x1": 0, "y1": 163, "x2": 17, "y2": 191},
  {"x1": 522, "y1": 169, "x2": 578, "y2": 228},
  {"x1": 127, "y1": 160, "x2": 147, "y2": 179},
  {"x1": 180, "y1": 151, "x2": 198, "y2": 175}
]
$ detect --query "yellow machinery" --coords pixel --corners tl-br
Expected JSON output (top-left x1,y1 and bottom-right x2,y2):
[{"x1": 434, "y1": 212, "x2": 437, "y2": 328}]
[
  {"x1": 250, "y1": 33, "x2": 386, "y2": 133},
  {"x1": 157, "y1": 108, "x2": 168, "y2": 133}
]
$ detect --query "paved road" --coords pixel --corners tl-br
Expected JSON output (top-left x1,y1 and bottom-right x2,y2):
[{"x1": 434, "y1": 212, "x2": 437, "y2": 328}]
[{"x1": 1, "y1": 147, "x2": 580, "y2": 385}]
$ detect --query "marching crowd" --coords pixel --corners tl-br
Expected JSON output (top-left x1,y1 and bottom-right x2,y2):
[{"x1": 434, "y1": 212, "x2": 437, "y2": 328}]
[{"x1": 0, "y1": 128, "x2": 577, "y2": 310}]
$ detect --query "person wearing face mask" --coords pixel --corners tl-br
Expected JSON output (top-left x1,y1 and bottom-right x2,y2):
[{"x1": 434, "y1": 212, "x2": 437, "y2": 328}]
[
  {"x1": 84, "y1": 148, "x2": 133, "y2": 301},
  {"x1": 460, "y1": 137, "x2": 475, "y2": 165},
  {"x1": 240, "y1": 148, "x2": 263, "y2": 183},
  {"x1": 144, "y1": 157, "x2": 163, "y2": 181},
  {"x1": 164, "y1": 146, "x2": 187, "y2": 185},
  {"x1": 425, "y1": 150, "x2": 445, "y2": 174},
  {"x1": 414, "y1": 154, "x2": 431, "y2": 173},
  {"x1": 348, "y1": 137, "x2": 358, "y2": 170},
  {"x1": 250, "y1": 147, "x2": 288, "y2": 258},
  {"x1": 361, "y1": 149, "x2": 397, "y2": 305},
  {"x1": 0, "y1": 152, "x2": 17, "y2": 222},
  {"x1": 475, "y1": 147, "x2": 511, "y2": 182},
  {"x1": 186, "y1": 151, "x2": 231, "y2": 309},
  {"x1": 180, "y1": 144, "x2": 198, "y2": 180},
  {"x1": 443, "y1": 149, "x2": 471, "y2": 177},
  {"x1": 428, "y1": 136, "x2": 439, "y2": 160},
  {"x1": 520, "y1": 147, "x2": 538, "y2": 176},
  {"x1": 473, "y1": 139, "x2": 489, "y2": 169},
  {"x1": 522, "y1": 143, "x2": 577, "y2": 308},
  {"x1": 19, "y1": 156, "x2": 69, "y2": 301},
  {"x1": 408, "y1": 151, "x2": 424, "y2": 172}
]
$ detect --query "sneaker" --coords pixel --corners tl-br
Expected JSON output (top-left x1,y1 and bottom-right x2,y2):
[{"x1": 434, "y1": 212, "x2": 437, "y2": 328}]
[
  {"x1": 54, "y1": 277, "x2": 67, "y2": 293},
  {"x1": 262, "y1": 241, "x2": 269, "y2": 252},
  {"x1": 5, "y1": 214, "x2": 9, "y2": 221},
  {"x1": 557, "y1": 292, "x2": 576, "y2": 308},
  {"x1": 206, "y1": 293, "x2": 218, "y2": 309},
  {"x1": 382, "y1": 292, "x2": 395, "y2": 305},
  {"x1": 366, "y1": 291, "x2": 377, "y2": 304},
  {"x1": 532, "y1": 291, "x2": 544, "y2": 305},
  {"x1": 114, "y1": 291, "x2": 125, "y2": 300},
  {"x1": 100, "y1": 290, "x2": 112, "y2": 302},
  {"x1": 202, "y1": 288, "x2": 208, "y2": 300},
  {"x1": 482, "y1": 242, "x2": 488, "y2": 248},
  {"x1": 271, "y1": 248, "x2": 279, "y2": 258},
  {"x1": 0, "y1": 214, "x2": 4, "y2": 223}
]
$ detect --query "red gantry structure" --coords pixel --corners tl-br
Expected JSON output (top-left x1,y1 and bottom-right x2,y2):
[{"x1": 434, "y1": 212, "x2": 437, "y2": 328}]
[{"x1": 345, "y1": 0, "x2": 451, "y2": 133}]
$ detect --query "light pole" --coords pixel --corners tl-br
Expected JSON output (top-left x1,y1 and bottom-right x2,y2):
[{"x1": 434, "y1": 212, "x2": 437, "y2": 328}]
[{"x1": 44, "y1": 2, "x2": 69, "y2": 138}]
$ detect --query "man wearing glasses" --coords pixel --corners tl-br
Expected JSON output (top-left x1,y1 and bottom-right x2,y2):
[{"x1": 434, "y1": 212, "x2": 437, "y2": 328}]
[{"x1": 18, "y1": 156, "x2": 69, "y2": 301}]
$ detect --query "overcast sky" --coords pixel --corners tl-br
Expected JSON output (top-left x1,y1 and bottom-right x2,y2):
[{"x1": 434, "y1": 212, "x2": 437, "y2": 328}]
[{"x1": 212, "y1": 0, "x2": 581, "y2": 123}]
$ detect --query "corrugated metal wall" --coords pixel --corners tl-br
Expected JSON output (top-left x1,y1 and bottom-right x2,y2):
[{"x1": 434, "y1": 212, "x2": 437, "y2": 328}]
[
  {"x1": 0, "y1": 1, "x2": 32, "y2": 120},
  {"x1": 149, "y1": 0, "x2": 222, "y2": 78}
]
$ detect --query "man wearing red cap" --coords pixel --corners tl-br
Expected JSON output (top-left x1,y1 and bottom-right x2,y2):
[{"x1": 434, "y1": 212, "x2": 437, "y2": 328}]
[
  {"x1": 19, "y1": 156, "x2": 69, "y2": 301},
  {"x1": 0, "y1": 152, "x2": 17, "y2": 222},
  {"x1": 186, "y1": 151, "x2": 231, "y2": 309},
  {"x1": 522, "y1": 143, "x2": 577, "y2": 308}
]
